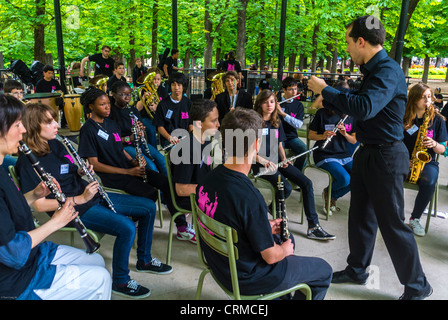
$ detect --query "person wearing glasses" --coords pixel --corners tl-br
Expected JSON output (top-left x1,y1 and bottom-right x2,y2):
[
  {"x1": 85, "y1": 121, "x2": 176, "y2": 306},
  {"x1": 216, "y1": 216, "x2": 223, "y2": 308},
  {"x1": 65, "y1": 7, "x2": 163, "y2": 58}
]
[{"x1": 3, "y1": 80, "x2": 24, "y2": 100}]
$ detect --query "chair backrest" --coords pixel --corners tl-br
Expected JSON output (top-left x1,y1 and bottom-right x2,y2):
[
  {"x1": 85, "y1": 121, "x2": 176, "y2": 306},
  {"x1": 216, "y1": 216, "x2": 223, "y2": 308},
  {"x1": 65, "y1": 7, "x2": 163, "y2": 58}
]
[
  {"x1": 190, "y1": 193, "x2": 241, "y2": 298},
  {"x1": 164, "y1": 151, "x2": 190, "y2": 213}
]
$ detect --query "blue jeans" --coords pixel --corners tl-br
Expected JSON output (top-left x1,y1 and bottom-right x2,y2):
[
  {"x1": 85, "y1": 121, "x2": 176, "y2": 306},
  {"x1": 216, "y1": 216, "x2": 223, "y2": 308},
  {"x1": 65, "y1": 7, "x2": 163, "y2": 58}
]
[
  {"x1": 124, "y1": 144, "x2": 167, "y2": 177},
  {"x1": 284, "y1": 138, "x2": 307, "y2": 170},
  {"x1": 81, "y1": 192, "x2": 156, "y2": 285},
  {"x1": 141, "y1": 117, "x2": 158, "y2": 149},
  {"x1": 412, "y1": 162, "x2": 439, "y2": 220},
  {"x1": 319, "y1": 160, "x2": 353, "y2": 200}
]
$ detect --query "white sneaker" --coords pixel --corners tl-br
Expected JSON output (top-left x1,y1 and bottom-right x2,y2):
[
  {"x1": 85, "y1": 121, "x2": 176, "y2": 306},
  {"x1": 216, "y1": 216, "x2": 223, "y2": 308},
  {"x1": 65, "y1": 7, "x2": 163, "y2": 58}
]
[
  {"x1": 409, "y1": 218, "x2": 425, "y2": 237},
  {"x1": 176, "y1": 223, "x2": 197, "y2": 244}
]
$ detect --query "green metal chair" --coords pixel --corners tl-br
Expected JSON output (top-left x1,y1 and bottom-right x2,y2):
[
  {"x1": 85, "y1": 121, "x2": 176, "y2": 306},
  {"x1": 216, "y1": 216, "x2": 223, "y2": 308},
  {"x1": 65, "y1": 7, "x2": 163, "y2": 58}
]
[
  {"x1": 190, "y1": 194, "x2": 312, "y2": 300},
  {"x1": 164, "y1": 151, "x2": 193, "y2": 265},
  {"x1": 9, "y1": 165, "x2": 105, "y2": 246},
  {"x1": 403, "y1": 154, "x2": 440, "y2": 234}
]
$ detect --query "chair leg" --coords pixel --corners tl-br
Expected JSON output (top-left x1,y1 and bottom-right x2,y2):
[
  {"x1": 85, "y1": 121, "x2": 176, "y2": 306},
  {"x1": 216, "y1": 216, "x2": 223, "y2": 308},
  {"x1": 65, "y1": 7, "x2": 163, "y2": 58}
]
[
  {"x1": 166, "y1": 211, "x2": 183, "y2": 265},
  {"x1": 157, "y1": 190, "x2": 163, "y2": 229},
  {"x1": 425, "y1": 183, "x2": 438, "y2": 234},
  {"x1": 195, "y1": 269, "x2": 210, "y2": 300}
]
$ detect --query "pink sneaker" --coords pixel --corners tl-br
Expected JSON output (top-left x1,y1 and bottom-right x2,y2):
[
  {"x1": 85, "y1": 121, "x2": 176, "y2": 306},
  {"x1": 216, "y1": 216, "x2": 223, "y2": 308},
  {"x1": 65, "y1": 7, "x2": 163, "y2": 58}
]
[{"x1": 176, "y1": 223, "x2": 197, "y2": 244}]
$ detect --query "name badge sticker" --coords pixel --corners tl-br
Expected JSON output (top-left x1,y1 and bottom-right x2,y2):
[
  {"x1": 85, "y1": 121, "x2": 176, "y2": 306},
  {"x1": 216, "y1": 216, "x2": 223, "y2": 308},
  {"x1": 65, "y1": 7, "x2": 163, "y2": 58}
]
[
  {"x1": 325, "y1": 124, "x2": 335, "y2": 131},
  {"x1": 262, "y1": 128, "x2": 269, "y2": 136},
  {"x1": 407, "y1": 125, "x2": 419, "y2": 136},
  {"x1": 166, "y1": 109, "x2": 173, "y2": 119},
  {"x1": 98, "y1": 129, "x2": 109, "y2": 141},
  {"x1": 60, "y1": 164, "x2": 69, "y2": 175}
]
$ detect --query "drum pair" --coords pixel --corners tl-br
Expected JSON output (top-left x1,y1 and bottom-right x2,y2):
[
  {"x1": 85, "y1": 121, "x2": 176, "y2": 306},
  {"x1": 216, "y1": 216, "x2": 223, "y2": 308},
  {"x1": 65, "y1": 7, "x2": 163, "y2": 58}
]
[{"x1": 24, "y1": 92, "x2": 83, "y2": 131}]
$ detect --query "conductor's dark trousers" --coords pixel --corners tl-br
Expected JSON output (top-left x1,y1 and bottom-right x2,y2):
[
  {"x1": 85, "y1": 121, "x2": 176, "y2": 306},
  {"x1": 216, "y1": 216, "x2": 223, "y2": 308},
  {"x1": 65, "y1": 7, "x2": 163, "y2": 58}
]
[{"x1": 346, "y1": 141, "x2": 430, "y2": 296}]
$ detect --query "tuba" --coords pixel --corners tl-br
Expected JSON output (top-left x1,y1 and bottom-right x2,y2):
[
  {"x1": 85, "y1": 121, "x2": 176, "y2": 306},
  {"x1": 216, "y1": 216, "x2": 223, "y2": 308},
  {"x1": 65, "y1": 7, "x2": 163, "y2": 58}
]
[
  {"x1": 136, "y1": 71, "x2": 159, "y2": 119},
  {"x1": 407, "y1": 107, "x2": 432, "y2": 184},
  {"x1": 89, "y1": 74, "x2": 109, "y2": 92},
  {"x1": 207, "y1": 70, "x2": 225, "y2": 100}
]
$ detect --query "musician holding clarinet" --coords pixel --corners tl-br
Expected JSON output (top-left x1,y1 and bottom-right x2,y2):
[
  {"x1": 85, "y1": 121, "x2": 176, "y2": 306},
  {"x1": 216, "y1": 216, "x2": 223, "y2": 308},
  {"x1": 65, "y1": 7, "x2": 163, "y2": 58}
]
[
  {"x1": 253, "y1": 90, "x2": 335, "y2": 240},
  {"x1": 16, "y1": 102, "x2": 171, "y2": 299},
  {"x1": 0, "y1": 94, "x2": 111, "y2": 300},
  {"x1": 195, "y1": 107, "x2": 332, "y2": 300},
  {"x1": 307, "y1": 15, "x2": 432, "y2": 300}
]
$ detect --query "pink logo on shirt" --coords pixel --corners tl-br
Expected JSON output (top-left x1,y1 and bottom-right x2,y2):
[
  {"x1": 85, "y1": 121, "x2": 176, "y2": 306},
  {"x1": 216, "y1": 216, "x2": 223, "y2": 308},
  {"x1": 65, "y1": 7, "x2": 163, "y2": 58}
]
[
  {"x1": 181, "y1": 112, "x2": 189, "y2": 119},
  {"x1": 105, "y1": 64, "x2": 110, "y2": 69},
  {"x1": 51, "y1": 86, "x2": 56, "y2": 91},
  {"x1": 64, "y1": 154, "x2": 74, "y2": 164},
  {"x1": 290, "y1": 112, "x2": 297, "y2": 118},
  {"x1": 198, "y1": 186, "x2": 218, "y2": 219},
  {"x1": 344, "y1": 123, "x2": 352, "y2": 132},
  {"x1": 275, "y1": 129, "x2": 279, "y2": 138},
  {"x1": 113, "y1": 133, "x2": 121, "y2": 142}
]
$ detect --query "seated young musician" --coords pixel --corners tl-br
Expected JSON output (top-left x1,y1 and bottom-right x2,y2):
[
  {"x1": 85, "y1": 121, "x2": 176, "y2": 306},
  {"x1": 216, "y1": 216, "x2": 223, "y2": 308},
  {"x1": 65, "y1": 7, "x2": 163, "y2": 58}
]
[
  {"x1": 195, "y1": 107, "x2": 333, "y2": 299},
  {"x1": 77, "y1": 87, "x2": 195, "y2": 243},
  {"x1": 0, "y1": 94, "x2": 111, "y2": 300},
  {"x1": 135, "y1": 67, "x2": 168, "y2": 149},
  {"x1": 153, "y1": 72, "x2": 192, "y2": 149},
  {"x1": 16, "y1": 102, "x2": 172, "y2": 299},
  {"x1": 171, "y1": 99, "x2": 220, "y2": 212},
  {"x1": 403, "y1": 83, "x2": 447, "y2": 236},
  {"x1": 253, "y1": 90, "x2": 335, "y2": 240},
  {"x1": 214, "y1": 70, "x2": 253, "y2": 123},
  {"x1": 108, "y1": 81, "x2": 167, "y2": 177},
  {"x1": 278, "y1": 76, "x2": 307, "y2": 171},
  {"x1": 106, "y1": 62, "x2": 128, "y2": 92},
  {"x1": 34, "y1": 65, "x2": 62, "y2": 94}
]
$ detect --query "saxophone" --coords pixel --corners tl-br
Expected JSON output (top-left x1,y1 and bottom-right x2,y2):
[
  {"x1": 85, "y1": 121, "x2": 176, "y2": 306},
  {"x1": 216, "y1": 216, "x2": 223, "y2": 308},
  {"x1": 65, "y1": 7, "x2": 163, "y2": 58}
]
[{"x1": 407, "y1": 107, "x2": 432, "y2": 184}]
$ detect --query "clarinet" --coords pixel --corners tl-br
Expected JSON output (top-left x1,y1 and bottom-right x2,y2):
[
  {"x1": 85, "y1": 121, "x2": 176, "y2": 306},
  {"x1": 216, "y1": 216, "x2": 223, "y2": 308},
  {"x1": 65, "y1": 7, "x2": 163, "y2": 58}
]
[
  {"x1": 19, "y1": 142, "x2": 100, "y2": 254},
  {"x1": 58, "y1": 135, "x2": 117, "y2": 214},
  {"x1": 322, "y1": 115, "x2": 348, "y2": 149},
  {"x1": 129, "y1": 109, "x2": 153, "y2": 160},
  {"x1": 131, "y1": 121, "x2": 148, "y2": 183},
  {"x1": 277, "y1": 175, "x2": 290, "y2": 243},
  {"x1": 254, "y1": 146, "x2": 318, "y2": 178}
]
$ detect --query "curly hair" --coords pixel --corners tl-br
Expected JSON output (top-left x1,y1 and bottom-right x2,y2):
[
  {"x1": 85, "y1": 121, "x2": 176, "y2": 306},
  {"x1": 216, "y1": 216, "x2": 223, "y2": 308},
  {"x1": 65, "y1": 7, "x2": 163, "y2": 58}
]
[{"x1": 80, "y1": 87, "x2": 108, "y2": 114}]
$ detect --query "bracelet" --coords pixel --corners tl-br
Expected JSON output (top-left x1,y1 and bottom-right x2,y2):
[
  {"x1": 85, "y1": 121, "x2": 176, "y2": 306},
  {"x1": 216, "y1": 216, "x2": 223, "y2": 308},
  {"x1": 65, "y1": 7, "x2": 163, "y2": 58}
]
[{"x1": 72, "y1": 196, "x2": 78, "y2": 206}]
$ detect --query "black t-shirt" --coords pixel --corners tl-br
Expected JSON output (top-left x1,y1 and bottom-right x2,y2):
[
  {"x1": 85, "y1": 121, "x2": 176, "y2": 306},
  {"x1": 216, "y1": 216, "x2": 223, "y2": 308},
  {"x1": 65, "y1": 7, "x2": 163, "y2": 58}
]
[
  {"x1": 171, "y1": 132, "x2": 212, "y2": 205},
  {"x1": 164, "y1": 56, "x2": 177, "y2": 76},
  {"x1": 222, "y1": 59, "x2": 241, "y2": 73},
  {"x1": 109, "y1": 103, "x2": 141, "y2": 138},
  {"x1": 403, "y1": 114, "x2": 448, "y2": 163},
  {"x1": 279, "y1": 99, "x2": 305, "y2": 140},
  {"x1": 309, "y1": 108, "x2": 356, "y2": 164},
  {"x1": 78, "y1": 117, "x2": 133, "y2": 188},
  {"x1": 35, "y1": 78, "x2": 62, "y2": 93},
  {"x1": 434, "y1": 93, "x2": 444, "y2": 109},
  {"x1": 252, "y1": 120, "x2": 286, "y2": 174},
  {"x1": 16, "y1": 139, "x2": 101, "y2": 217},
  {"x1": 195, "y1": 164, "x2": 286, "y2": 295},
  {"x1": 88, "y1": 53, "x2": 115, "y2": 77},
  {"x1": 107, "y1": 74, "x2": 127, "y2": 91},
  {"x1": 152, "y1": 96, "x2": 192, "y2": 145},
  {"x1": 132, "y1": 65, "x2": 148, "y2": 86},
  {"x1": 0, "y1": 166, "x2": 40, "y2": 299}
]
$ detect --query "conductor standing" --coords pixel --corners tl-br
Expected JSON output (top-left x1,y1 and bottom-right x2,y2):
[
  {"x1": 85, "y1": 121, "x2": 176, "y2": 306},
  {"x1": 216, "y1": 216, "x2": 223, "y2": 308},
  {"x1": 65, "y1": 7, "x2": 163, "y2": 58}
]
[{"x1": 308, "y1": 15, "x2": 432, "y2": 300}]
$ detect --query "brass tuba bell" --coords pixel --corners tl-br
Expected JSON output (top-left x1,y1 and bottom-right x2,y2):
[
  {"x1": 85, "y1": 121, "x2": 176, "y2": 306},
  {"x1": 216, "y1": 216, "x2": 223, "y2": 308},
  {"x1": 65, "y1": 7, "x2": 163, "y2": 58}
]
[
  {"x1": 207, "y1": 70, "x2": 226, "y2": 100},
  {"x1": 89, "y1": 74, "x2": 109, "y2": 92},
  {"x1": 136, "y1": 70, "x2": 160, "y2": 119}
]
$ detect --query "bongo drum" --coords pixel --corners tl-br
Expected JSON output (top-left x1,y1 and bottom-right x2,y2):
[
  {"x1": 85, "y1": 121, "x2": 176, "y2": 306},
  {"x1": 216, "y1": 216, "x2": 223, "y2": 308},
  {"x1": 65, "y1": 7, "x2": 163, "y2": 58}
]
[
  {"x1": 24, "y1": 92, "x2": 62, "y2": 122},
  {"x1": 63, "y1": 94, "x2": 83, "y2": 131}
]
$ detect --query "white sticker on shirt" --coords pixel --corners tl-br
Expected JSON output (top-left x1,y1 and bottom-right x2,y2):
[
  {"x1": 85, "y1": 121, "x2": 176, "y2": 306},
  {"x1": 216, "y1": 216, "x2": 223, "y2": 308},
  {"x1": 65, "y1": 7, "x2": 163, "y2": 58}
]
[
  {"x1": 407, "y1": 125, "x2": 419, "y2": 136},
  {"x1": 166, "y1": 109, "x2": 173, "y2": 119},
  {"x1": 325, "y1": 124, "x2": 335, "y2": 131},
  {"x1": 60, "y1": 164, "x2": 69, "y2": 175},
  {"x1": 262, "y1": 128, "x2": 269, "y2": 136},
  {"x1": 97, "y1": 129, "x2": 109, "y2": 141}
]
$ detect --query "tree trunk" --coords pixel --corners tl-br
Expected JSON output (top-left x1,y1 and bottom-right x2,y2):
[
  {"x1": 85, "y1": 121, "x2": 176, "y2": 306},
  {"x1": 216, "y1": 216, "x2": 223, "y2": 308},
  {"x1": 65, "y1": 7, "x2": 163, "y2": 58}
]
[
  {"x1": 151, "y1": 0, "x2": 158, "y2": 66},
  {"x1": 236, "y1": 0, "x2": 249, "y2": 69},
  {"x1": 422, "y1": 54, "x2": 430, "y2": 84},
  {"x1": 34, "y1": 0, "x2": 46, "y2": 62}
]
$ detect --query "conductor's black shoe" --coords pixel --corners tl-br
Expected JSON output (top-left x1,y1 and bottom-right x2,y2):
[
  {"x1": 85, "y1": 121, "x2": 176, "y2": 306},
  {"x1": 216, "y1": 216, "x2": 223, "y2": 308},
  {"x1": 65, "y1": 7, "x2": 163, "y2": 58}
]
[
  {"x1": 331, "y1": 270, "x2": 367, "y2": 285},
  {"x1": 399, "y1": 285, "x2": 433, "y2": 300}
]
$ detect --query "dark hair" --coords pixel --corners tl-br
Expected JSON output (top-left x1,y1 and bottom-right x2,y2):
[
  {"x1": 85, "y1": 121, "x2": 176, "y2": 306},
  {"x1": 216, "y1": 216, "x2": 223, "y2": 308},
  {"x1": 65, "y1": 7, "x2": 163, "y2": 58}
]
[
  {"x1": 3, "y1": 80, "x2": 23, "y2": 93},
  {"x1": 114, "y1": 62, "x2": 124, "y2": 69},
  {"x1": 80, "y1": 87, "x2": 108, "y2": 114},
  {"x1": 171, "y1": 48, "x2": 179, "y2": 55},
  {"x1": 168, "y1": 72, "x2": 188, "y2": 90},
  {"x1": 0, "y1": 94, "x2": 25, "y2": 137},
  {"x1": 110, "y1": 80, "x2": 131, "y2": 93},
  {"x1": 221, "y1": 107, "x2": 263, "y2": 158},
  {"x1": 347, "y1": 15, "x2": 385, "y2": 46},
  {"x1": 190, "y1": 99, "x2": 217, "y2": 122},
  {"x1": 222, "y1": 71, "x2": 239, "y2": 84},
  {"x1": 43, "y1": 65, "x2": 54, "y2": 73},
  {"x1": 101, "y1": 45, "x2": 111, "y2": 51},
  {"x1": 282, "y1": 76, "x2": 298, "y2": 89}
]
